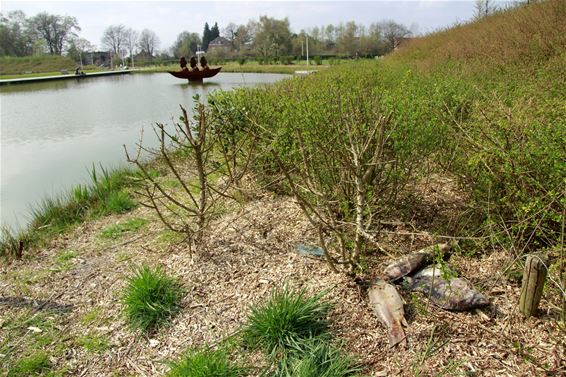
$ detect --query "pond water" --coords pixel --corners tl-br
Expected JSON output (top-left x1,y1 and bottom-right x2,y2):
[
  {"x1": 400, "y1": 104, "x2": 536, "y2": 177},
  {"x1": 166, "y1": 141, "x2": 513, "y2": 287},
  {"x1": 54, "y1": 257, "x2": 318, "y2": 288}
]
[{"x1": 0, "y1": 72, "x2": 287, "y2": 231}]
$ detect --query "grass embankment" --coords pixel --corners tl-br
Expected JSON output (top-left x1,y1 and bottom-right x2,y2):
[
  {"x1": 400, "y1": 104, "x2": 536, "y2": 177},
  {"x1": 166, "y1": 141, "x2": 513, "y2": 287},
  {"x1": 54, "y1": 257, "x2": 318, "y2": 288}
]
[{"x1": 0, "y1": 55, "x2": 102, "y2": 79}]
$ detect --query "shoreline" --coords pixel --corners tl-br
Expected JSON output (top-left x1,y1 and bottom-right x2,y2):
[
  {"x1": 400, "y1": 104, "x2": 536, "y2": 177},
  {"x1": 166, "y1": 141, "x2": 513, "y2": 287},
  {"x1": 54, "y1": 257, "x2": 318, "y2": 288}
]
[{"x1": 0, "y1": 70, "x2": 132, "y2": 86}]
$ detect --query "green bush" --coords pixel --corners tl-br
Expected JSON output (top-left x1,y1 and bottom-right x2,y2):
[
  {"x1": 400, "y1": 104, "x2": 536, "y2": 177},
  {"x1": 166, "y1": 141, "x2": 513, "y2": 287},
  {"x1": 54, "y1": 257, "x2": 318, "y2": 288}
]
[
  {"x1": 166, "y1": 347, "x2": 246, "y2": 377},
  {"x1": 122, "y1": 265, "x2": 184, "y2": 332},
  {"x1": 243, "y1": 286, "x2": 331, "y2": 358}
]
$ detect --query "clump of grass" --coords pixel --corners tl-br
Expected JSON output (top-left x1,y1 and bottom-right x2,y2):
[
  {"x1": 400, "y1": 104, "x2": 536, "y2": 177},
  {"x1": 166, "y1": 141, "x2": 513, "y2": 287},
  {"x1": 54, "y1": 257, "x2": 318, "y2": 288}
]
[
  {"x1": 0, "y1": 226, "x2": 26, "y2": 258},
  {"x1": 30, "y1": 196, "x2": 86, "y2": 235},
  {"x1": 243, "y1": 286, "x2": 331, "y2": 358},
  {"x1": 89, "y1": 165, "x2": 136, "y2": 215},
  {"x1": 276, "y1": 341, "x2": 361, "y2": 377},
  {"x1": 102, "y1": 190, "x2": 136, "y2": 214},
  {"x1": 166, "y1": 346, "x2": 246, "y2": 377},
  {"x1": 7, "y1": 351, "x2": 51, "y2": 377},
  {"x1": 80, "y1": 307, "x2": 104, "y2": 325},
  {"x1": 122, "y1": 265, "x2": 184, "y2": 332},
  {"x1": 75, "y1": 332, "x2": 109, "y2": 353},
  {"x1": 100, "y1": 218, "x2": 147, "y2": 239}
]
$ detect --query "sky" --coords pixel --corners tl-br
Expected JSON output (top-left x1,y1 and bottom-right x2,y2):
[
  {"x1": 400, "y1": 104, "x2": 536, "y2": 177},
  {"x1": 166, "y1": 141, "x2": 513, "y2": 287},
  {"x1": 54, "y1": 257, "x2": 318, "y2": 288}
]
[{"x1": 1, "y1": 0, "x2": 486, "y2": 51}]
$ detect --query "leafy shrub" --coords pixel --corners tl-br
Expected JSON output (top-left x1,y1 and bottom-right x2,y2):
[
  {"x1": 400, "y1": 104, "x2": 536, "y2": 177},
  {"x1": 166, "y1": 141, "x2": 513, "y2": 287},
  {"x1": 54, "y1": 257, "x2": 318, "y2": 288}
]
[
  {"x1": 122, "y1": 265, "x2": 184, "y2": 332},
  {"x1": 446, "y1": 88, "x2": 565, "y2": 249},
  {"x1": 211, "y1": 62, "x2": 447, "y2": 273},
  {"x1": 243, "y1": 286, "x2": 331, "y2": 358},
  {"x1": 166, "y1": 347, "x2": 245, "y2": 377},
  {"x1": 313, "y1": 56, "x2": 322, "y2": 65},
  {"x1": 281, "y1": 56, "x2": 294, "y2": 65}
]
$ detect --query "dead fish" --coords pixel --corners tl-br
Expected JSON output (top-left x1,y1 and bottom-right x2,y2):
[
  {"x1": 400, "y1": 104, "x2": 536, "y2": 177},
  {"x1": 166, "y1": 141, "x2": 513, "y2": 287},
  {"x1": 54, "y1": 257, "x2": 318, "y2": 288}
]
[
  {"x1": 383, "y1": 243, "x2": 451, "y2": 281},
  {"x1": 406, "y1": 265, "x2": 489, "y2": 311},
  {"x1": 368, "y1": 279, "x2": 408, "y2": 347}
]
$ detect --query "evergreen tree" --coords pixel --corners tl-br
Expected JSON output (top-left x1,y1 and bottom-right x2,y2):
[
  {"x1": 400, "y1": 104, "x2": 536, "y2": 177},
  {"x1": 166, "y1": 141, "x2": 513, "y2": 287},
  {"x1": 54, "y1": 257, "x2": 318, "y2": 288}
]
[
  {"x1": 202, "y1": 22, "x2": 211, "y2": 51},
  {"x1": 211, "y1": 22, "x2": 220, "y2": 41}
]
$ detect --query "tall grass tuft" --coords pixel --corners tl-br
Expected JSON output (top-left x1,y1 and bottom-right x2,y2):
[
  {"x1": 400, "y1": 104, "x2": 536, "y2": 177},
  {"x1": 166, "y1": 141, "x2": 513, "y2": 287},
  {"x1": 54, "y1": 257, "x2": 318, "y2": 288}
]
[
  {"x1": 89, "y1": 165, "x2": 136, "y2": 214},
  {"x1": 243, "y1": 286, "x2": 331, "y2": 358},
  {"x1": 166, "y1": 346, "x2": 246, "y2": 377},
  {"x1": 276, "y1": 341, "x2": 361, "y2": 377},
  {"x1": 30, "y1": 196, "x2": 86, "y2": 235},
  {"x1": 7, "y1": 351, "x2": 52, "y2": 377},
  {"x1": 122, "y1": 265, "x2": 184, "y2": 332},
  {"x1": 0, "y1": 226, "x2": 26, "y2": 258}
]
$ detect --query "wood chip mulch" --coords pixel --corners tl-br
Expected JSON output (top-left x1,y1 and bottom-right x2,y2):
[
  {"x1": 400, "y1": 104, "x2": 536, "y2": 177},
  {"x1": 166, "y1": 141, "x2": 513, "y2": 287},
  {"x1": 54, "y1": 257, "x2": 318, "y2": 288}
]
[{"x1": 1, "y1": 184, "x2": 564, "y2": 376}]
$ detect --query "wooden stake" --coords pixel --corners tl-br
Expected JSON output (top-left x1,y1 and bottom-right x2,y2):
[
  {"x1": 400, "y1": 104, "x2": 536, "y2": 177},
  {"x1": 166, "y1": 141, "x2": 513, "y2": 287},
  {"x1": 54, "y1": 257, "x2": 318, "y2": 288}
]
[{"x1": 519, "y1": 254, "x2": 548, "y2": 318}]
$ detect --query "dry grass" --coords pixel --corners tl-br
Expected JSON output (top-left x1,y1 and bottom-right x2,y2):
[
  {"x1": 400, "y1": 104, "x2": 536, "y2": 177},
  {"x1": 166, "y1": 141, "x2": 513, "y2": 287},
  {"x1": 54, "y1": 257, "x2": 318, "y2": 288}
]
[{"x1": 393, "y1": 0, "x2": 566, "y2": 73}]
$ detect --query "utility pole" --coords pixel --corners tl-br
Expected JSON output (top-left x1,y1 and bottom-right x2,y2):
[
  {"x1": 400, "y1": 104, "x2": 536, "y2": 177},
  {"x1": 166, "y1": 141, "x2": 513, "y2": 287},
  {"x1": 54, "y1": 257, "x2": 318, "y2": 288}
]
[{"x1": 306, "y1": 33, "x2": 309, "y2": 66}]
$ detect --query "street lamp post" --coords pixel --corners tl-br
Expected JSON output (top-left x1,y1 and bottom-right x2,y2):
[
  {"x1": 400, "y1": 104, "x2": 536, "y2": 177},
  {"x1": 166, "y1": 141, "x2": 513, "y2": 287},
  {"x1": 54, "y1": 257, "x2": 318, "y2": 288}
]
[{"x1": 306, "y1": 33, "x2": 309, "y2": 66}]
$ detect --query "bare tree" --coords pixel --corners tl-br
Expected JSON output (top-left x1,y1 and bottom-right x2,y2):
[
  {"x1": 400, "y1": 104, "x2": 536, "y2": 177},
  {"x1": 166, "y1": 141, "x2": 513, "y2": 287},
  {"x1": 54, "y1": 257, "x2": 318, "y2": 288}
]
[
  {"x1": 69, "y1": 37, "x2": 93, "y2": 67},
  {"x1": 125, "y1": 101, "x2": 256, "y2": 254},
  {"x1": 474, "y1": 0, "x2": 498, "y2": 19},
  {"x1": 29, "y1": 12, "x2": 80, "y2": 55},
  {"x1": 125, "y1": 28, "x2": 138, "y2": 68},
  {"x1": 101, "y1": 24, "x2": 126, "y2": 65},
  {"x1": 138, "y1": 28, "x2": 160, "y2": 57},
  {"x1": 379, "y1": 20, "x2": 411, "y2": 52},
  {"x1": 222, "y1": 22, "x2": 238, "y2": 49}
]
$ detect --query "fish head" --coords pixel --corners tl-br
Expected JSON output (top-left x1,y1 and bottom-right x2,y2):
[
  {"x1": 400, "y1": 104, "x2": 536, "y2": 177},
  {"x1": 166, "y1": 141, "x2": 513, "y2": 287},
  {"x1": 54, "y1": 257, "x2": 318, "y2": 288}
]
[{"x1": 468, "y1": 292, "x2": 490, "y2": 308}]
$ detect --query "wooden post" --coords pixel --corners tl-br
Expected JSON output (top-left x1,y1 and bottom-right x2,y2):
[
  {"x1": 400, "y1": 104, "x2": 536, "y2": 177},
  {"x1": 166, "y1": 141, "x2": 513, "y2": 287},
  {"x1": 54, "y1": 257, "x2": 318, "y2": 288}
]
[{"x1": 519, "y1": 254, "x2": 548, "y2": 318}]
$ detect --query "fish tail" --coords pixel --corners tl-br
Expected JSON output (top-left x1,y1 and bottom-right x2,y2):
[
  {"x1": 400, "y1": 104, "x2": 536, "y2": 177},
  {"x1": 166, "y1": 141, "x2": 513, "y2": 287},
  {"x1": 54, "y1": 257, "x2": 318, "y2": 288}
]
[{"x1": 388, "y1": 322, "x2": 407, "y2": 348}]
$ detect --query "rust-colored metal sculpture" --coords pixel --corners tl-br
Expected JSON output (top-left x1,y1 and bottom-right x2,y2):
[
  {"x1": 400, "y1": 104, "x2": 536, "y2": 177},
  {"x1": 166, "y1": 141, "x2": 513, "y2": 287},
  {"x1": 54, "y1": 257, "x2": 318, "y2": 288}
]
[
  {"x1": 167, "y1": 67, "x2": 222, "y2": 82},
  {"x1": 170, "y1": 56, "x2": 220, "y2": 82}
]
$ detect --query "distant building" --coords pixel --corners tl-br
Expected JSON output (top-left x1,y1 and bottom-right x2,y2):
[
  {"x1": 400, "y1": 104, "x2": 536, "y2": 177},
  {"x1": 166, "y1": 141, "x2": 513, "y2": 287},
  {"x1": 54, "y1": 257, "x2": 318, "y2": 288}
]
[
  {"x1": 88, "y1": 51, "x2": 110, "y2": 66},
  {"x1": 207, "y1": 37, "x2": 232, "y2": 53}
]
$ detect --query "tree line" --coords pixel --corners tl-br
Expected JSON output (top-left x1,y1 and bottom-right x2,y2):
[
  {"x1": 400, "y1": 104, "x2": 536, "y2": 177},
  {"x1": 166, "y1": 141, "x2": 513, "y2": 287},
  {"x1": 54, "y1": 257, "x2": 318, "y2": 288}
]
[{"x1": 1, "y1": 10, "x2": 413, "y2": 63}]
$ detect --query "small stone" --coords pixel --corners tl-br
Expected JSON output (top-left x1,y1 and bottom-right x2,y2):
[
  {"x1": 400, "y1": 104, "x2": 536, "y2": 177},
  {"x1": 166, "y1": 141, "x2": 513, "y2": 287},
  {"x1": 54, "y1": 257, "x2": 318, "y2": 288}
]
[
  {"x1": 27, "y1": 326, "x2": 42, "y2": 333},
  {"x1": 149, "y1": 339, "x2": 160, "y2": 347}
]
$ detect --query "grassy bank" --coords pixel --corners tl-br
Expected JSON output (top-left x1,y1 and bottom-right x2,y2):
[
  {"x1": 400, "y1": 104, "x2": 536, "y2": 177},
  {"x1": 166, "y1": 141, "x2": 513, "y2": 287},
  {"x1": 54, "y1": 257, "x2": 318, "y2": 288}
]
[
  {"x1": 0, "y1": 166, "x2": 137, "y2": 258},
  {"x1": 0, "y1": 55, "x2": 79, "y2": 76}
]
